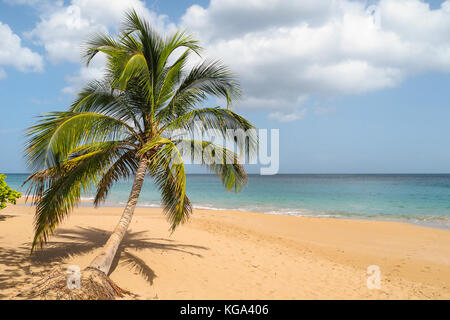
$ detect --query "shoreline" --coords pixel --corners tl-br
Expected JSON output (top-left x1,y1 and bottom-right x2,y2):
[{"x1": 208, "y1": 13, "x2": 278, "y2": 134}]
[
  {"x1": 18, "y1": 197, "x2": 450, "y2": 231},
  {"x1": 1, "y1": 200, "x2": 449, "y2": 299}
]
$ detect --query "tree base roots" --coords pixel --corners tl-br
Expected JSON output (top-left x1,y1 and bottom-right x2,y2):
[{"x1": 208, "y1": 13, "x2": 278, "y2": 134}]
[{"x1": 16, "y1": 267, "x2": 133, "y2": 300}]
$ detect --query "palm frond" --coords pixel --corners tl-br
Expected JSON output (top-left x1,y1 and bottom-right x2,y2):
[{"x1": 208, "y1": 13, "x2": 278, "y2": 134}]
[
  {"x1": 175, "y1": 139, "x2": 248, "y2": 192},
  {"x1": 156, "y1": 30, "x2": 201, "y2": 76},
  {"x1": 94, "y1": 150, "x2": 139, "y2": 206},
  {"x1": 83, "y1": 32, "x2": 121, "y2": 66},
  {"x1": 25, "y1": 112, "x2": 141, "y2": 170},
  {"x1": 70, "y1": 80, "x2": 145, "y2": 134},
  {"x1": 147, "y1": 140, "x2": 191, "y2": 231},
  {"x1": 172, "y1": 59, "x2": 240, "y2": 107},
  {"x1": 27, "y1": 142, "x2": 123, "y2": 250},
  {"x1": 163, "y1": 107, "x2": 258, "y2": 159},
  {"x1": 155, "y1": 49, "x2": 190, "y2": 109},
  {"x1": 122, "y1": 9, "x2": 163, "y2": 84}
]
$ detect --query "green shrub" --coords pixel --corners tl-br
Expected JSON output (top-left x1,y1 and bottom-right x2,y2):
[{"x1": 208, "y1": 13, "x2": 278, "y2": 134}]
[{"x1": 0, "y1": 174, "x2": 21, "y2": 209}]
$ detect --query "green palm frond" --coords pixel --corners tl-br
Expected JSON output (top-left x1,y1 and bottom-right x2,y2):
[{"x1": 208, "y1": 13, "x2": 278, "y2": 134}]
[
  {"x1": 164, "y1": 107, "x2": 258, "y2": 158},
  {"x1": 83, "y1": 33, "x2": 121, "y2": 66},
  {"x1": 156, "y1": 59, "x2": 241, "y2": 123},
  {"x1": 148, "y1": 141, "x2": 191, "y2": 231},
  {"x1": 94, "y1": 150, "x2": 139, "y2": 206},
  {"x1": 157, "y1": 30, "x2": 201, "y2": 76},
  {"x1": 114, "y1": 53, "x2": 150, "y2": 89},
  {"x1": 178, "y1": 59, "x2": 241, "y2": 100},
  {"x1": 27, "y1": 142, "x2": 123, "y2": 250},
  {"x1": 155, "y1": 49, "x2": 190, "y2": 108},
  {"x1": 25, "y1": 111, "x2": 141, "y2": 170},
  {"x1": 175, "y1": 139, "x2": 248, "y2": 192},
  {"x1": 71, "y1": 82, "x2": 145, "y2": 134},
  {"x1": 122, "y1": 10, "x2": 163, "y2": 86}
]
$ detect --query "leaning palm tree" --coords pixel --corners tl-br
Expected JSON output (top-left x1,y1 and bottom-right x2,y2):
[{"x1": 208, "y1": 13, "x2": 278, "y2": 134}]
[{"x1": 22, "y1": 10, "x2": 256, "y2": 299}]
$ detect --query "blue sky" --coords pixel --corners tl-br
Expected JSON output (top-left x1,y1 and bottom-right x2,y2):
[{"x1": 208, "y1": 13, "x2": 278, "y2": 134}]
[{"x1": 1, "y1": 0, "x2": 450, "y2": 173}]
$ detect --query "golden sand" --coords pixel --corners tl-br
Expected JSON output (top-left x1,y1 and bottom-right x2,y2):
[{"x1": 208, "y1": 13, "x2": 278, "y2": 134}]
[{"x1": 0, "y1": 199, "x2": 449, "y2": 299}]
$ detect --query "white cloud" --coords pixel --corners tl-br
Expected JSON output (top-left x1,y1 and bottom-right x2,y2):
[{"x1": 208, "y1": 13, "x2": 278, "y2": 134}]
[
  {"x1": 0, "y1": 21, "x2": 43, "y2": 78},
  {"x1": 23, "y1": 0, "x2": 176, "y2": 93},
  {"x1": 182, "y1": 0, "x2": 334, "y2": 41},
  {"x1": 181, "y1": 0, "x2": 450, "y2": 121},
  {"x1": 18, "y1": 0, "x2": 450, "y2": 123},
  {"x1": 61, "y1": 54, "x2": 106, "y2": 94},
  {"x1": 26, "y1": 0, "x2": 175, "y2": 63},
  {"x1": 268, "y1": 109, "x2": 307, "y2": 123}
]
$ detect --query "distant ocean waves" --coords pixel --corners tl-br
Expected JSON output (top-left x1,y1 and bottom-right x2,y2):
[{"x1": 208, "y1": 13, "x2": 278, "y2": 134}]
[{"x1": 5, "y1": 173, "x2": 450, "y2": 229}]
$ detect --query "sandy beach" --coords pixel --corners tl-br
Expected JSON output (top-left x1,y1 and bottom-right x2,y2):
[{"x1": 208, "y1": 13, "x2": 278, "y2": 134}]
[{"x1": 0, "y1": 199, "x2": 449, "y2": 300}]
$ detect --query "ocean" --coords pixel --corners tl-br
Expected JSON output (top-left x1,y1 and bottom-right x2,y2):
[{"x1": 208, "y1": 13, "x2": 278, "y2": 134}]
[{"x1": 4, "y1": 173, "x2": 450, "y2": 229}]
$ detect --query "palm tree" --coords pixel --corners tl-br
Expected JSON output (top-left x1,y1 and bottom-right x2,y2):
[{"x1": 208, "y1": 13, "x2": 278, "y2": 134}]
[{"x1": 23, "y1": 10, "x2": 256, "y2": 298}]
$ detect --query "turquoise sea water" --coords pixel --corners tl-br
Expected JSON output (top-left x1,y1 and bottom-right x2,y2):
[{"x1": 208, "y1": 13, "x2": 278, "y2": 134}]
[{"x1": 4, "y1": 173, "x2": 450, "y2": 229}]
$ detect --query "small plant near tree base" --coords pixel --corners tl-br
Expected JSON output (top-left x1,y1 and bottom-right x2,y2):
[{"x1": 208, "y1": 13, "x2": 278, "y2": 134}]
[{"x1": 0, "y1": 174, "x2": 21, "y2": 210}]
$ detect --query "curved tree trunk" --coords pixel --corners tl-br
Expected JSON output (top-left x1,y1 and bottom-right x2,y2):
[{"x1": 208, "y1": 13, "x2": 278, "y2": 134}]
[{"x1": 89, "y1": 157, "x2": 149, "y2": 275}]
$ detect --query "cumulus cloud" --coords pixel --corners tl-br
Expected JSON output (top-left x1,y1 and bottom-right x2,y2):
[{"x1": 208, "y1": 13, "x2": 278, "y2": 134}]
[
  {"x1": 268, "y1": 109, "x2": 307, "y2": 123},
  {"x1": 181, "y1": 0, "x2": 450, "y2": 121},
  {"x1": 61, "y1": 54, "x2": 106, "y2": 95},
  {"x1": 16, "y1": 0, "x2": 450, "y2": 122},
  {"x1": 25, "y1": 0, "x2": 175, "y2": 63},
  {"x1": 20, "y1": 0, "x2": 177, "y2": 94},
  {"x1": 0, "y1": 21, "x2": 43, "y2": 78}
]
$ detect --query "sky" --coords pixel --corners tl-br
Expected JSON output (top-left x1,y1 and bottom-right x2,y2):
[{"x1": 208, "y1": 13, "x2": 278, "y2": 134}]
[{"x1": 0, "y1": 0, "x2": 450, "y2": 174}]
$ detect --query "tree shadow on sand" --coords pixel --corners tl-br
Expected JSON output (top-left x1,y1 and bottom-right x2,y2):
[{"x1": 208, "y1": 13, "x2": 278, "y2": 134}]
[
  {"x1": 0, "y1": 215, "x2": 15, "y2": 222},
  {"x1": 0, "y1": 227, "x2": 208, "y2": 298}
]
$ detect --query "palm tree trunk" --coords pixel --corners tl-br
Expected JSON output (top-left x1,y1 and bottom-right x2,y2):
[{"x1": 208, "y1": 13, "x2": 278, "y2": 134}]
[{"x1": 88, "y1": 157, "x2": 149, "y2": 275}]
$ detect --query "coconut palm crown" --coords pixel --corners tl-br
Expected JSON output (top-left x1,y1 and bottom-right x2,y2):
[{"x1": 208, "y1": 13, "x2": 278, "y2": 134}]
[{"x1": 24, "y1": 10, "x2": 257, "y2": 275}]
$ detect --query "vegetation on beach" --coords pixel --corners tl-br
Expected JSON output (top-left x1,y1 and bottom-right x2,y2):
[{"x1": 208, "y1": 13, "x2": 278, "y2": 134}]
[
  {"x1": 23, "y1": 9, "x2": 256, "y2": 299},
  {"x1": 0, "y1": 174, "x2": 21, "y2": 210}
]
